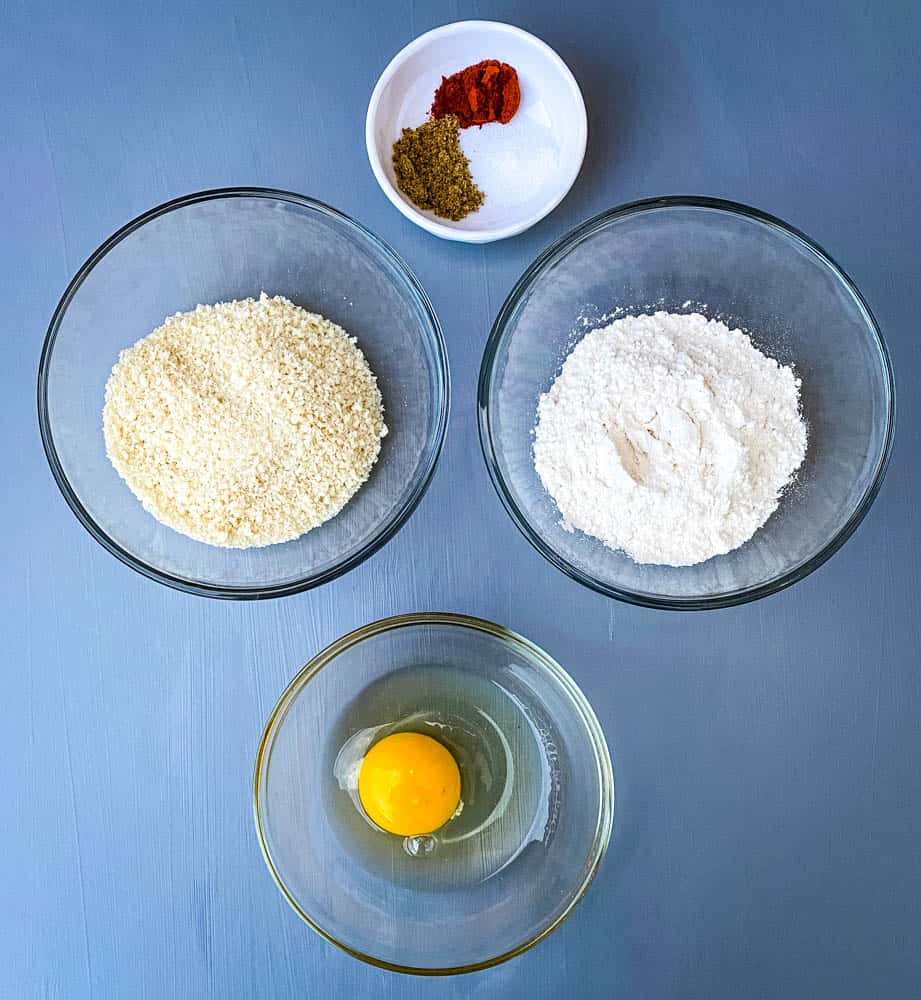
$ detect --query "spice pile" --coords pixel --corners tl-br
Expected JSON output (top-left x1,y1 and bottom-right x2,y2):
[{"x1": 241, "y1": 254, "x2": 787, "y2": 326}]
[
  {"x1": 431, "y1": 59, "x2": 521, "y2": 127},
  {"x1": 393, "y1": 116, "x2": 484, "y2": 221},
  {"x1": 392, "y1": 59, "x2": 521, "y2": 221}
]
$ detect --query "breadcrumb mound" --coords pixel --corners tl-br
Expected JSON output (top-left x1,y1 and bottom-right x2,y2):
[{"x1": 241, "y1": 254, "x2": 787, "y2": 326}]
[{"x1": 103, "y1": 293, "x2": 387, "y2": 548}]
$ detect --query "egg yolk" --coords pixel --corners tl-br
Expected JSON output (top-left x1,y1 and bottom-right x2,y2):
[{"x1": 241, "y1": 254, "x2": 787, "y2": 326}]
[{"x1": 358, "y1": 732, "x2": 461, "y2": 837}]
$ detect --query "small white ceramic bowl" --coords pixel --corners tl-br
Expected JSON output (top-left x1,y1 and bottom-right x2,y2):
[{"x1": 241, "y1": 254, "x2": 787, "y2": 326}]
[{"x1": 366, "y1": 21, "x2": 588, "y2": 243}]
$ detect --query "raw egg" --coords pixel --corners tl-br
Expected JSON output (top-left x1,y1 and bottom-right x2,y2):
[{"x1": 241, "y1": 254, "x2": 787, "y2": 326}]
[{"x1": 358, "y1": 732, "x2": 461, "y2": 837}]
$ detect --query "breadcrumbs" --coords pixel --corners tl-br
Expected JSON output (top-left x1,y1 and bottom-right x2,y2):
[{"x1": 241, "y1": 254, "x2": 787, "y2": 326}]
[{"x1": 103, "y1": 293, "x2": 387, "y2": 548}]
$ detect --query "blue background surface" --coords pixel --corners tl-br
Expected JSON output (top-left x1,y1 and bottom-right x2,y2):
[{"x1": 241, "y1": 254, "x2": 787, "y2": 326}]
[{"x1": 3, "y1": 1, "x2": 920, "y2": 996}]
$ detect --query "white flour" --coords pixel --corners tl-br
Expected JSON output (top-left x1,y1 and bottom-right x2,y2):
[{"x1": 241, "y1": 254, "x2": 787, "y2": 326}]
[{"x1": 533, "y1": 312, "x2": 807, "y2": 566}]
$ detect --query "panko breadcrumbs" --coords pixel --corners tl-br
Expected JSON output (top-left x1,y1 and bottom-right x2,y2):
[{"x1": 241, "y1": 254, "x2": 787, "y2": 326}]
[{"x1": 103, "y1": 293, "x2": 387, "y2": 548}]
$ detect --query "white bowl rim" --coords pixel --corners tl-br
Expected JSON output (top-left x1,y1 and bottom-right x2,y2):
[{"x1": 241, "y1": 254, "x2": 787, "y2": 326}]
[{"x1": 365, "y1": 20, "x2": 588, "y2": 244}]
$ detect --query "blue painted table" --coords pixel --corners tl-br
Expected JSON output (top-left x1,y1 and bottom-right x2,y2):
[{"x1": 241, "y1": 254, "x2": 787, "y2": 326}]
[{"x1": 3, "y1": 1, "x2": 920, "y2": 996}]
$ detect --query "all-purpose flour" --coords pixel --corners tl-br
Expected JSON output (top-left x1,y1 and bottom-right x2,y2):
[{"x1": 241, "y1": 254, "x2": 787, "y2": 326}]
[{"x1": 533, "y1": 312, "x2": 807, "y2": 566}]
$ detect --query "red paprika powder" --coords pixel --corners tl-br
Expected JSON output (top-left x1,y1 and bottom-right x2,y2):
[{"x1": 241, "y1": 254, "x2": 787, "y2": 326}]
[{"x1": 431, "y1": 60, "x2": 521, "y2": 128}]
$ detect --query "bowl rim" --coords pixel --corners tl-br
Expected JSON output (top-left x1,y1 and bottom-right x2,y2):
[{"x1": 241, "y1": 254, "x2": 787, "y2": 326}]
[
  {"x1": 252, "y1": 611, "x2": 615, "y2": 975},
  {"x1": 365, "y1": 19, "x2": 588, "y2": 244},
  {"x1": 36, "y1": 186, "x2": 450, "y2": 600},
  {"x1": 477, "y1": 195, "x2": 897, "y2": 611}
]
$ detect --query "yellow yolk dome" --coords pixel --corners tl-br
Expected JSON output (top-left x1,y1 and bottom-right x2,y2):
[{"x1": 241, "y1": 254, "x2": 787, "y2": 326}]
[{"x1": 358, "y1": 732, "x2": 461, "y2": 837}]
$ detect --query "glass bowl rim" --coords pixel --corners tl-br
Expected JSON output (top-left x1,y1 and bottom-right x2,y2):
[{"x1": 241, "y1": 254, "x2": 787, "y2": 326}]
[
  {"x1": 252, "y1": 611, "x2": 615, "y2": 976},
  {"x1": 36, "y1": 187, "x2": 450, "y2": 600},
  {"x1": 477, "y1": 194, "x2": 896, "y2": 611}
]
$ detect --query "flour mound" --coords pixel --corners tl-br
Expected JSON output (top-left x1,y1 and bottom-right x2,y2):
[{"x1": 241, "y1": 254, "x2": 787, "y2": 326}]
[
  {"x1": 103, "y1": 294, "x2": 387, "y2": 549},
  {"x1": 533, "y1": 312, "x2": 807, "y2": 567}
]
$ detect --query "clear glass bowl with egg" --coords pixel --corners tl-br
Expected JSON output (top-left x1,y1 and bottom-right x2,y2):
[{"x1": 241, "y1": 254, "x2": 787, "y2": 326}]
[
  {"x1": 253, "y1": 613, "x2": 614, "y2": 974},
  {"x1": 37, "y1": 188, "x2": 448, "y2": 598},
  {"x1": 478, "y1": 197, "x2": 895, "y2": 610}
]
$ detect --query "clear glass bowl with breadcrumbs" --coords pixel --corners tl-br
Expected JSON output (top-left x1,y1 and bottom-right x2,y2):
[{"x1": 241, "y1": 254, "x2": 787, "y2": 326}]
[
  {"x1": 37, "y1": 189, "x2": 448, "y2": 598},
  {"x1": 478, "y1": 197, "x2": 895, "y2": 610}
]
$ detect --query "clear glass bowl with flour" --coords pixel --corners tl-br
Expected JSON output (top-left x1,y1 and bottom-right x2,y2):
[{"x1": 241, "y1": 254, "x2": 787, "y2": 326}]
[
  {"x1": 478, "y1": 197, "x2": 895, "y2": 610},
  {"x1": 38, "y1": 189, "x2": 448, "y2": 599}
]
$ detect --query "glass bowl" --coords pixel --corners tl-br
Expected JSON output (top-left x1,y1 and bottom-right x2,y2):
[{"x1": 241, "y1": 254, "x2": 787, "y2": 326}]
[
  {"x1": 37, "y1": 189, "x2": 448, "y2": 599},
  {"x1": 478, "y1": 197, "x2": 895, "y2": 610},
  {"x1": 253, "y1": 613, "x2": 614, "y2": 975}
]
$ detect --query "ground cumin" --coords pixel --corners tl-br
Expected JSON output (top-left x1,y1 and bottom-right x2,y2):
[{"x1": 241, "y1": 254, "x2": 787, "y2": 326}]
[{"x1": 392, "y1": 114, "x2": 485, "y2": 221}]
